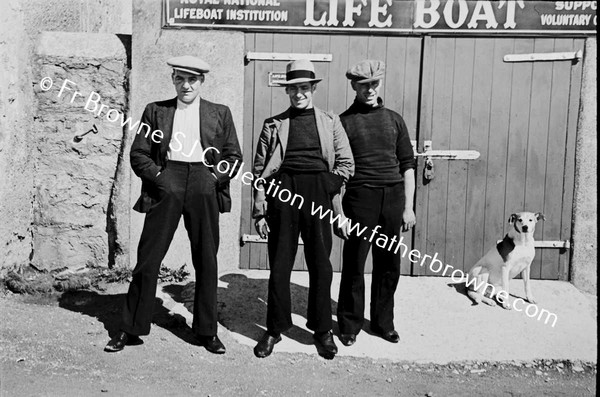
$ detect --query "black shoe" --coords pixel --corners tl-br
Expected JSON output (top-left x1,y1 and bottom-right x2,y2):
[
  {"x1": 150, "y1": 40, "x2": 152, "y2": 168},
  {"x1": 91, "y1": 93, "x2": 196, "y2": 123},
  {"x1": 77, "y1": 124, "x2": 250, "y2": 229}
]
[
  {"x1": 376, "y1": 329, "x2": 400, "y2": 343},
  {"x1": 104, "y1": 331, "x2": 142, "y2": 352},
  {"x1": 313, "y1": 330, "x2": 338, "y2": 358},
  {"x1": 254, "y1": 331, "x2": 281, "y2": 358},
  {"x1": 339, "y1": 333, "x2": 356, "y2": 347},
  {"x1": 197, "y1": 335, "x2": 226, "y2": 354}
]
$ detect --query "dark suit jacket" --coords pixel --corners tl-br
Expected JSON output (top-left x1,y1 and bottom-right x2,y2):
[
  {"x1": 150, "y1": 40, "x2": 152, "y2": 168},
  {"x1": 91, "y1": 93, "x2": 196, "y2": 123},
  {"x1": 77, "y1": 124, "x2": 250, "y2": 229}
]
[{"x1": 130, "y1": 97, "x2": 242, "y2": 213}]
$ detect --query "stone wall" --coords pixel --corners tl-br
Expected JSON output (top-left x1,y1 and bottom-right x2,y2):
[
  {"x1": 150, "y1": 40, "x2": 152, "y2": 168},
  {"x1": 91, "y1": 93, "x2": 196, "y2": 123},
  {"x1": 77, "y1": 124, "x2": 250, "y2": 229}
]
[
  {"x1": 0, "y1": 0, "x2": 131, "y2": 274},
  {"x1": 0, "y1": 0, "x2": 36, "y2": 273},
  {"x1": 571, "y1": 37, "x2": 597, "y2": 295},
  {"x1": 32, "y1": 32, "x2": 129, "y2": 271}
]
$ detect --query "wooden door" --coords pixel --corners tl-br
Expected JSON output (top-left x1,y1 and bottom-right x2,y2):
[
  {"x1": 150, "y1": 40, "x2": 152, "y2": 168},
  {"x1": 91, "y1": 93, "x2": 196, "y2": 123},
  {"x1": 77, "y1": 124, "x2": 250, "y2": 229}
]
[
  {"x1": 414, "y1": 37, "x2": 584, "y2": 280},
  {"x1": 240, "y1": 33, "x2": 422, "y2": 273}
]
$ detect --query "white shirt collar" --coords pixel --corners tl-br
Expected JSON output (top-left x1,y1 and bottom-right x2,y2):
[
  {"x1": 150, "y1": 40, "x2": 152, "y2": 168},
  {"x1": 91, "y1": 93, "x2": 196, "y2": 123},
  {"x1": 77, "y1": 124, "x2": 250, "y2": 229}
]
[{"x1": 176, "y1": 96, "x2": 201, "y2": 110}]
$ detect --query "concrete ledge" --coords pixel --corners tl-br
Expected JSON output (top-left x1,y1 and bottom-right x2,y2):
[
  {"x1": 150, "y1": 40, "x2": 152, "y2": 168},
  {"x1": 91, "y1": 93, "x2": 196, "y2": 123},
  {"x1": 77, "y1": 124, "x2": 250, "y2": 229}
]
[{"x1": 37, "y1": 31, "x2": 126, "y2": 59}]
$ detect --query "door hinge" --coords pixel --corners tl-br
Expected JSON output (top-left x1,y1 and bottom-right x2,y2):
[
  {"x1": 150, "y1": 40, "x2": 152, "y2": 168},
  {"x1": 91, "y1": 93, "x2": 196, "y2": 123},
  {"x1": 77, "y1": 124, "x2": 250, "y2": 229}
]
[
  {"x1": 496, "y1": 239, "x2": 571, "y2": 249},
  {"x1": 504, "y1": 50, "x2": 583, "y2": 63},
  {"x1": 245, "y1": 52, "x2": 333, "y2": 62}
]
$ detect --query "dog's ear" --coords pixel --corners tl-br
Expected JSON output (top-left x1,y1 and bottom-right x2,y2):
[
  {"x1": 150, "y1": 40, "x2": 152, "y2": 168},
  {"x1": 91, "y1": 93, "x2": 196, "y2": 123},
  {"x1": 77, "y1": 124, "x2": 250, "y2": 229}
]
[
  {"x1": 508, "y1": 214, "x2": 518, "y2": 223},
  {"x1": 535, "y1": 212, "x2": 545, "y2": 221}
]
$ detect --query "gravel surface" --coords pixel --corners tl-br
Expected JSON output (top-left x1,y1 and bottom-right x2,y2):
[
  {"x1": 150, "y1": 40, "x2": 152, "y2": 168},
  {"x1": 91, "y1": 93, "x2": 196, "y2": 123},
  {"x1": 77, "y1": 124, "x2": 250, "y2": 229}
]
[{"x1": 0, "y1": 277, "x2": 596, "y2": 396}]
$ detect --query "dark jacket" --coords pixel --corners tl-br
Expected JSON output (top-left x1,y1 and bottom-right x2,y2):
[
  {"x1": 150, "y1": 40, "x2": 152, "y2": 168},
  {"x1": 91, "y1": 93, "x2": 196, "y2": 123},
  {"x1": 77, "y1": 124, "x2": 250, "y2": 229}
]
[
  {"x1": 252, "y1": 107, "x2": 354, "y2": 218},
  {"x1": 130, "y1": 97, "x2": 242, "y2": 213}
]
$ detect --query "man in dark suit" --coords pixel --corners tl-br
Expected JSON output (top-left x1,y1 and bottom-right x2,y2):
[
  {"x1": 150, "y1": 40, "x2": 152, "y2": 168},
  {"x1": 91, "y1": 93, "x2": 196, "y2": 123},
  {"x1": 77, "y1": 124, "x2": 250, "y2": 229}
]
[{"x1": 104, "y1": 55, "x2": 242, "y2": 354}]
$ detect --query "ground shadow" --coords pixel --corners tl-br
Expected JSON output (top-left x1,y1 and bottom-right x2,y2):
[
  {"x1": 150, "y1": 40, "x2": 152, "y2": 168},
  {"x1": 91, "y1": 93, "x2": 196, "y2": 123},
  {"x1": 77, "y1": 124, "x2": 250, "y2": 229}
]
[
  {"x1": 448, "y1": 281, "x2": 481, "y2": 306},
  {"x1": 162, "y1": 273, "x2": 340, "y2": 347},
  {"x1": 447, "y1": 281, "x2": 525, "y2": 307},
  {"x1": 58, "y1": 290, "x2": 197, "y2": 346}
]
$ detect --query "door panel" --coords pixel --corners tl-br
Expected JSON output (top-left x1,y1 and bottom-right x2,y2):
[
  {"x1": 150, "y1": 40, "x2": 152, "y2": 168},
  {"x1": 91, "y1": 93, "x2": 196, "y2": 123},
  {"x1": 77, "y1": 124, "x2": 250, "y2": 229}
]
[
  {"x1": 241, "y1": 33, "x2": 422, "y2": 273},
  {"x1": 414, "y1": 37, "x2": 582, "y2": 279},
  {"x1": 241, "y1": 34, "x2": 581, "y2": 280}
]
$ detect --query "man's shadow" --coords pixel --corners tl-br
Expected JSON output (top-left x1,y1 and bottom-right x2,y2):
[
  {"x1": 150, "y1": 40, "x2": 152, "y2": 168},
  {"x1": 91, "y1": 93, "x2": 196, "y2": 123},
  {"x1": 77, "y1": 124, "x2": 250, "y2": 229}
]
[
  {"x1": 163, "y1": 273, "x2": 340, "y2": 346},
  {"x1": 59, "y1": 273, "x2": 344, "y2": 352},
  {"x1": 58, "y1": 289, "x2": 197, "y2": 345}
]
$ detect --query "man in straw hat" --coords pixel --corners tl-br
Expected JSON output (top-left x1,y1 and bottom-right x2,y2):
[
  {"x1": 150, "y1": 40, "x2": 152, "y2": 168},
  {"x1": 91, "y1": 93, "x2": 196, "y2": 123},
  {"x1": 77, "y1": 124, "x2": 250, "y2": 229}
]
[
  {"x1": 105, "y1": 55, "x2": 242, "y2": 355},
  {"x1": 335, "y1": 60, "x2": 416, "y2": 347},
  {"x1": 252, "y1": 59, "x2": 354, "y2": 359}
]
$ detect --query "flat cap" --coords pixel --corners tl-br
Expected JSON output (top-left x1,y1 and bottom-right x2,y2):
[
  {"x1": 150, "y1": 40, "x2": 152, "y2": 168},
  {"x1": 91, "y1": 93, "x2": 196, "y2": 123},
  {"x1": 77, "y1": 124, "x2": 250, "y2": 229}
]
[
  {"x1": 167, "y1": 55, "x2": 210, "y2": 75},
  {"x1": 346, "y1": 60, "x2": 385, "y2": 83}
]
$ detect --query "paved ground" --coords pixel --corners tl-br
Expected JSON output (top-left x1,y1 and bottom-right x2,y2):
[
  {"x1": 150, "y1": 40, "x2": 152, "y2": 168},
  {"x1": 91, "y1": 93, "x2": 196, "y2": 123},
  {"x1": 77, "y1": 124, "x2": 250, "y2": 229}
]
[
  {"x1": 172, "y1": 270, "x2": 597, "y2": 363},
  {"x1": 0, "y1": 270, "x2": 596, "y2": 396}
]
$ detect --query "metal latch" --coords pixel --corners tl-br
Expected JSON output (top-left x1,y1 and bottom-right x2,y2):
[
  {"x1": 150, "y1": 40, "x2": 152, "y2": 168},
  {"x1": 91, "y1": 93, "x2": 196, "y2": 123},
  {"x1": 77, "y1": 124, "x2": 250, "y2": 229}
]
[
  {"x1": 241, "y1": 234, "x2": 304, "y2": 246},
  {"x1": 413, "y1": 140, "x2": 481, "y2": 160},
  {"x1": 424, "y1": 157, "x2": 434, "y2": 180}
]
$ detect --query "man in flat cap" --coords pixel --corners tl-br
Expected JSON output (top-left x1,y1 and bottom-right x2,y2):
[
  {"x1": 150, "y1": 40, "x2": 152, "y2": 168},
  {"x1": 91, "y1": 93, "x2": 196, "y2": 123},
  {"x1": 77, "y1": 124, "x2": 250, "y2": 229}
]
[
  {"x1": 105, "y1": 55, "x2": 242, "y2": 354},
  {"x1": 252, "y1": 59, "x2": 354, "y2": 359},
  {"x1": 335, "y1": 60, "x2": 416, "y2": 347}
]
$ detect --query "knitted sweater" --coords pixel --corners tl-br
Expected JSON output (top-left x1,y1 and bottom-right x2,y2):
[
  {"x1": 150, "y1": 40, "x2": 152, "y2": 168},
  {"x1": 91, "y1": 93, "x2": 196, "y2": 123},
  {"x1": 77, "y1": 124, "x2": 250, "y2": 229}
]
[
  {"x1": 280, "y1": 107, "x2": 328, "y2": 173},
  {"x1": 340, "y1": 99, "x2": 416, "y2": 188}
]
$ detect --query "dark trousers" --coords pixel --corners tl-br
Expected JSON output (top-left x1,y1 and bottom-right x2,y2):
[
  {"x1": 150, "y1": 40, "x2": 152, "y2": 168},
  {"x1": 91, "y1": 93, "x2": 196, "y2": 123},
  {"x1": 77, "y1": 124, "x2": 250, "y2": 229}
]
[
  {"x1": 121, "y1": 161, "x2": 220, "y2": 337},
  {"x1": 337, "y1": 183, "x2": 405, "y2": 335},
  {"x1": 266, "y1": 172, "x2": 334, "y2": 334}
]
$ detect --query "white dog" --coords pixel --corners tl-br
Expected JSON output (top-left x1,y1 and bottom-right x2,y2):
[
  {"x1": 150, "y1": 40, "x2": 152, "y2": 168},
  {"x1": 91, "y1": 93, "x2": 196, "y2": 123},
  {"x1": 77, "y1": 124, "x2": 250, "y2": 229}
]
[{"x1": 466, "y1": 212, "x2": 544, "y2": 309}]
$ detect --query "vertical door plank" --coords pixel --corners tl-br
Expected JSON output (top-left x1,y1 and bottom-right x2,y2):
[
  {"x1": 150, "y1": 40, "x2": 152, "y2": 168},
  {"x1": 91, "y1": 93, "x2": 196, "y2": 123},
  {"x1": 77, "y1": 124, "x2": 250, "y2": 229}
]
[
  {"x1": 401, "y1": 37, "x2": 422, "y2": 275},
  {"x1": 272, "y1": 33, "x2": 294, "y2": 115},
  {"x1": 525, "y1": 38, "x2": 555, "y2": 279},
  {"x1": 483, "y1": 38, "x2": 514, "y2": 261},
  {"x1": 362, "y1": 36, "x2": 388, "y2": 275},
  {"x1": 310, "y1": 34, "x2": 331, "y2": 111},
  {"x1": 402, "y1": 37, "x2": 422, "y2": 136},
  {"x1": 503, "y1": 39, "x2": 534, "y2": 244},
  {"x1": 385, "y1": 36, "x2": 418, "y2": 275},
  {"x1": 367, "y1": 35, "x2": 388, "y2": 100},
  {"x1": 384, "y1": 36, "x2": 407, "y2": 117},
  {"x1": 327, "y1": 35, "x2": 351, "y2": 272},
  {"x1": 445, "y1": 38, "x2": 475, "y2": 272},
  {"x1": 346, "y1": 36, "x2": 369, "y2": 106},
  {"x1": 240, "y1": 33, "x2": 256, "y2": 270},
  {"x1": 423, "y1": 38, "x2": 455, "y2": 275},
  {"x1": 463, "y1": 38, "x2": 495, "y2": 272},
  {"x1": 540, "y1": 38, "x2": 570, "y2": 279},
  {"x1": 413, "y1": 36, "x2": 435, "y2": 276},
  {"x1": 559, "y1": 38, "x2": 584, "y2": 280},
  {"x1": 250, "y1": 33, "x2": 275, "y2": 271},
  {"x1": 309, "y1": 34, "x2": 345, "y2": 273},
  {"x1": 328, "y1": 35, "x2": 351, "y2": 114}
]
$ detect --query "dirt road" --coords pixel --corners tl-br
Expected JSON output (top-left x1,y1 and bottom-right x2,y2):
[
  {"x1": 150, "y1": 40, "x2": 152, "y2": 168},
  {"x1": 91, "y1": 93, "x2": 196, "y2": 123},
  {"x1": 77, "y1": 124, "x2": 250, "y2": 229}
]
[{"x1": 0, "y1": 283, "x2": 596, "y2": 396}]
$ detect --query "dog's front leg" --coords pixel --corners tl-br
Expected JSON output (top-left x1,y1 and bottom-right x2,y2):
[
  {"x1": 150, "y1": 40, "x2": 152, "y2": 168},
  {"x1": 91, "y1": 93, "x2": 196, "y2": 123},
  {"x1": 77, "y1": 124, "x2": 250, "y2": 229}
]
[
  {"x1": 499, "y1": 266, "x2": 512, "y2": 310},
  {"x1": 522, "y1": 267, "x2": 536, "y2": 304}
]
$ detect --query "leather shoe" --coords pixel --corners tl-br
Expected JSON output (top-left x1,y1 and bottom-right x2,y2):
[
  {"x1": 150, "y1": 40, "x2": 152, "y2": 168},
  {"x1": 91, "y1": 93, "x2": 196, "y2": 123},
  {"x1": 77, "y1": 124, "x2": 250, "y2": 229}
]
[
  {"x1": 339, "y1": 333, "x2": 356, "y2": 347},
  {"x1": 197, "y1": 335, "x2": 226, "y2": 354},
  {"x1": 254, "y1": 332, "x2": 281, "y2": 358},
  {"x1": 104, "y1": 331, "x2": 142, "y2": 352},
  {"x1": 376, "y1": 329, "x2": 400, "y2": 343},
  {"x1": 313, "y1": 330, "x2": 338, "y2": 358}
]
